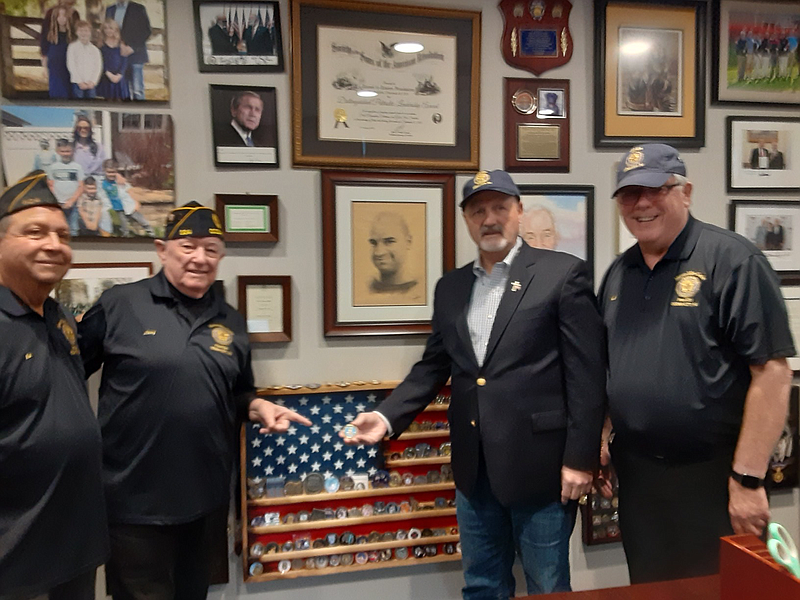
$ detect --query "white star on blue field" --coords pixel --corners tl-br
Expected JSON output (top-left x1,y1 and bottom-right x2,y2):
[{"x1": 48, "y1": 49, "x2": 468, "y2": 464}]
[{"x1": 246, "y1": 391, "x2": 384, "y2": 481}]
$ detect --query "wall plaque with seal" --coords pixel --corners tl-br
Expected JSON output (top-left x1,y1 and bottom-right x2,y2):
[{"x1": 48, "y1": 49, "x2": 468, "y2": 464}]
[
  {"x1": 504, "y1": 77, "x2": 569, "y2": 172},
  {"x1": 499, "y1": 0, "x2": 573, "y2": 75}
]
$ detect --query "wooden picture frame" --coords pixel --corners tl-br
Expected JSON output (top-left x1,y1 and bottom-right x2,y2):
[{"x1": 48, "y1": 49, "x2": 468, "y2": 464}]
[
  {"x1": 215, "y1": 194, "x2": 278, "y2": 243},
  {"x1": 193, "y1": 1, "x2": 284, "y2": 72},
  {"x1": 593, "y1": 0, "x2": 707, "y2": 148},
  {"x1": 209, "y1": 84, "x2": 279, "y2": 168},
  {"x1": 237, "y1": 276, "x2": 291, "y2": 343},
  {"x1": 504, "y1": 78, "x2": 570, "y2": 172},
  {"x1": 711, "y1": 0, "x2": 800, "y2": 106},
  {"x1": 728, "y1": 199, "x2": 800, "y2": 276},
  {"x1": 52, "y1": 262, "x2": 153, "y2": 317},
  {"x1": 290, "y1": 0, "x2": 480, "y2": 171},
  {"x1": 321, "y1": 171, "x2": 456, "y2": 337},
  {"x1": 517, "y1": 184, "x2": 594, "y2": 282},
  {"x1": 726, "y1": 116, "x2": 800, "y2": 192}
]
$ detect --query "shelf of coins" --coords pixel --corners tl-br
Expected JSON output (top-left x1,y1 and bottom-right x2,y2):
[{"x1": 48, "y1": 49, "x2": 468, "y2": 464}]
[
  {"x1": 579, "y1": 471, "x2": 621, "y2": 545},
  {"x1": 242, "y1": 384, "x2": 460, "y2": 582}
]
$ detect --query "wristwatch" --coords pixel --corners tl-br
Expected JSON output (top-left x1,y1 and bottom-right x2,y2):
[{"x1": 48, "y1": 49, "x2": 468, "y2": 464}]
[{"x1": 730, "y1": 470, "x2": 765, "y2": 489}]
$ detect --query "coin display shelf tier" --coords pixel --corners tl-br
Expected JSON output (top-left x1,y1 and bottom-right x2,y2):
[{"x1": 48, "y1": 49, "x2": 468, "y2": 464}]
[
  {"x1": 580, "y1": 475, "x2": 621, "y2": 546},
  {"x1": 241, "y1": 384, "x2": 459, "y2": 582}
]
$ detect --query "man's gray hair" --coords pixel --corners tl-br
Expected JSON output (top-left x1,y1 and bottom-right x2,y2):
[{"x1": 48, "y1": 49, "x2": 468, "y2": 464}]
[{"x1": 671, "y1": 174, "x2": 689, "y2": 186}]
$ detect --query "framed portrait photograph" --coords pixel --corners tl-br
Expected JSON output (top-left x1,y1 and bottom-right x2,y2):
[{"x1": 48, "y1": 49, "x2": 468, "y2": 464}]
[
  {"x1": 193, "y1": 1, "x2": 284, "y2": 72},
  {"x1": 321, "y1": 171, "x2": 456, "y2": 336},
  {"x1": 728, "y1": 200, "x2": 800, "y2": 275},
  {"x1": 237, "y1": 276, "x2": 291, "y2": 343},
  {"x1": 593, "y1": 0, "x2": 707, "y2": 148},
  {"x1": 0, "y1": 0, "x2": 168, "y2": 101},
  {"x1": 517, "y1": 185, "x2": 594, "y2": 281},
  {"x1": 52, "y1": 262, "x2": 152, "y2": 317},
  {"x1": 1, "y1": 106, "x2": 175, "y2": 240},
  {"x1": 781, "y1": 282, "x2": 800, "y2": 372},
  {"x1": 291, "y1": 0, "x2": 480, "y2": 171},
  {"x1": 210, "y1": 84, "x2": 278, "y2": 168},
  {"x1": 712, "y1": 0, "x2": 800, "y2": 106},
  {"x1": 215, "y1": 194, "x2": 278, "y2": 242},
  {"x1": 726, "y1": 116, "x2": 800, "y2": 192}
]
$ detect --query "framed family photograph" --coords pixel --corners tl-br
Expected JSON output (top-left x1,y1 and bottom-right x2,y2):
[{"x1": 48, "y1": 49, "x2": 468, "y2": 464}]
[
  {"x1": 321, "y1": 171, "x2": 455, "y2": 336},
  {"x1": 0, "y1": 0, "x2": 168, "y2": 101},
  {"x1": 517, "y1": 184, "x2": 594, "y2": 281},
  {"x1": 1, "y1": 106, "x2": 175, "y2": 239},
  {"x1": 726, "y1": 116, "x2": 800, "y2": 192},
  {"x1": 712, "y1": 0, "x2": 800, "y2": 106},
  {"x1": 215, "y1": 194, "x2": 278, "y2": 242},
  {"x1": 193, "y1": 1, "x2": 284, "y2": 72},
  {"x1": 210, "y1": 84, "x2": 278, "y2": 168},
  {"x1": 237, "y1": 275, "x2": 291, "y2": 343},
  {"x1": 593, "y1": 0, "x2": 707, "y2": 148},
  {"x1": 53, "y1": 262, "x2": 152, "y2": 317},
  {"x1": 290, "y1": 0, "x2": 480, "y2": 171},
  {"x1": 728, "y1": 199, "x2": 800, "y2": 275}
]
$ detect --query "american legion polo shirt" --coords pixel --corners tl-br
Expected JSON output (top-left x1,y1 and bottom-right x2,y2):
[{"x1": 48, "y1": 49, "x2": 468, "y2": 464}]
[
  {"x1": 78, "y1": 271, "x2": 256, "y2": 524},
  {"x1": 0, "y1": 286, "x2": 107, "y2": 596},
  {"x1": 599, "y1": 215, "x2": 795, "y2": 461}
]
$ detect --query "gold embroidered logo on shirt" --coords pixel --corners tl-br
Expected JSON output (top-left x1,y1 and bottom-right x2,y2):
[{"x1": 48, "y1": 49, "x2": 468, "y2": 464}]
[
  {"x1": 143, "y1": 329, "x2": 157, "y2": 336},
  {"x1": 209, "y1": 323, "x2": 234, "y2": 355},
  {"x1": 671, "y1": 271, "x2": 706, "y2": 307},
  {"x1": 56, "y1": 318, "x2": 80, "y2": 355}
]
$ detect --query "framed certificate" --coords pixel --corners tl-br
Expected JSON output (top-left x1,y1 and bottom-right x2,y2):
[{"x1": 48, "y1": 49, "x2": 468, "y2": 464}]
[
  {"x1": 290, "y1": 0, "x2": 480, "y2": 170},
  {"x1": 237, "y1": 276, "x2": 291, "y2": 343},
  {"x1": 215, "y1": 194, "x2": 278, "y2": 242}
]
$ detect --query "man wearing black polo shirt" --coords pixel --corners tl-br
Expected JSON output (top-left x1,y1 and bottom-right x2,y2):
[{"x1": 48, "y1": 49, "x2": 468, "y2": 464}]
[
  {"x1": 78, "y1": 202, "x2": 310, "y2": 599},
  {"x1": 0, "y1": 171, "x2": 107, "y2": 599},
  {"x1": 597, "y1": 144, "x2": 795, "y2": 584}
]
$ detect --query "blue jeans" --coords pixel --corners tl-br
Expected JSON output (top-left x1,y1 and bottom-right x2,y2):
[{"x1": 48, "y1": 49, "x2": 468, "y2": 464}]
[
  {"x1": 71, "y1": 84, "x2": 96, "y2": 98},
  {"x1": 456, "y1": 475, "x2": 576, "y2": 599},
  {"x1": 129, "y1": 62, "x2": 145, "y2": 100},
  {"x1": 64, "y1": 206, "x2": 80, "y2": 236}
]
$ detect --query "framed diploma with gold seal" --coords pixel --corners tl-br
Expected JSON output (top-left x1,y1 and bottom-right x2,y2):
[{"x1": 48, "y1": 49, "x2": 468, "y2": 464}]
[{"x1": 504, "y1": 78, "x2": 569, "y2": 172}]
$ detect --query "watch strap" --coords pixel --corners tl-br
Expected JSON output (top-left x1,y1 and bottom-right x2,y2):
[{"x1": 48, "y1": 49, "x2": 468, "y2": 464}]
[{"x1": 730, "y1": 470, "x2": 765, "y2": 489}]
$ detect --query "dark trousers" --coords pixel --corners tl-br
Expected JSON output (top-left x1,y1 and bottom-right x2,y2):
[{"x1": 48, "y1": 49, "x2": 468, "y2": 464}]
[
  {"x1": 106, "y1": 510, "x2": 225, "y2": 600},
  {"x1": 0, "y1": 570, "x2": 96, "y2": 600},
  {"x1": 612, "y1": 443, "x2": 735, "y2": 584}
]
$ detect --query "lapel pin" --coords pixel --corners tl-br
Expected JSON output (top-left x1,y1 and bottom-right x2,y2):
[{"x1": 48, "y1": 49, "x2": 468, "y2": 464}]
[{"x1": 510, "y1": 281, "x2": 521, "y2": 292}]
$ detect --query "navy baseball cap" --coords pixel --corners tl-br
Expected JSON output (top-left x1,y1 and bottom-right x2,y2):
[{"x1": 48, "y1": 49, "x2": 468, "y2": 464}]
[
  {"x1": 461, "y1": 170, "x2": 520, "y2": 208},
  {"x1": 613, "y1": 144, "x2": 686, "y2": 196}
]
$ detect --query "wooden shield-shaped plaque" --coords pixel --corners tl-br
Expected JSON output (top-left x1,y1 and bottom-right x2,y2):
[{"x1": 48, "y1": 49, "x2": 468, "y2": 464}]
[{"x1": 498, "y1": 0, "x2": 573, "y2": 76}]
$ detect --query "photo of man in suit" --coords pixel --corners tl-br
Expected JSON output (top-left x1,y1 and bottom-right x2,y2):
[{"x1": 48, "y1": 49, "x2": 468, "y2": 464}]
[
  {"x1": 343, "y1": 170, "x2": 606, "y2": 598},
  {"x1": 105, "y1": 1, "x2": 152, "y2": 101},
  {"x1": 244, "y1": 12, "x2": 273, "y2": 55},
  {"x1": 769, "y1": 142, "x2": 786, "y2": 169},
  {"x1": 215, "y1": 90, "x2": 264, "y2": 147},
  {"x1": 750, "y1": 139, "x2": 770, "y2": 169},
  {"x1": 208, "y1": 14, "x2": 236, "y2": 55}
]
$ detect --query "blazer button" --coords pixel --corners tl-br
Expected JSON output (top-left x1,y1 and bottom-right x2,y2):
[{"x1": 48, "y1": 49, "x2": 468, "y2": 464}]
[
  {"x1": 476, "y1": 377, "x2": 486, "y2": 386},
  {"x1": 470, "y1": 420, "x2": 476, "y2": 427}
]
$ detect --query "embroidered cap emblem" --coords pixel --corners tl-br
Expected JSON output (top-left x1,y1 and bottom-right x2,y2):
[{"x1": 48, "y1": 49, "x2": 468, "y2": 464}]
[{"x1": 623, "y1": 146, "x2": 645, "y2": 172}]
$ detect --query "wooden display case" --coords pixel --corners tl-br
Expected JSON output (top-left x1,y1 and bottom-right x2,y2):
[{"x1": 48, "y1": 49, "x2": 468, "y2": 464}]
[
  {"x1": 580, "y1": 465, "x2": 621, "y2": 546},
  {"x1": 241, "y1": 382, "x2": 460, "y2": 582}
]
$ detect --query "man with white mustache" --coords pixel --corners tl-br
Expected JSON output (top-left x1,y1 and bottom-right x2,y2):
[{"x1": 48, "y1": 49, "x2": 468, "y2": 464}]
[
  {"x1": 597, "y1": 143, "x2": 795, "y2": 583},
  {"x1": 344, "y1": 170, "x2": 607, "y2": 597}
]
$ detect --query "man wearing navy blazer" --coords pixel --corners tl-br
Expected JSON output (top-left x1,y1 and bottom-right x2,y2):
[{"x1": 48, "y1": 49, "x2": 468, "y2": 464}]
[
  {"x1": 345, "y1": 170, "x2": 606, "y2": 598},
  {"x1": 106, "y1": 1, "x2": 151, "y2": 100}
]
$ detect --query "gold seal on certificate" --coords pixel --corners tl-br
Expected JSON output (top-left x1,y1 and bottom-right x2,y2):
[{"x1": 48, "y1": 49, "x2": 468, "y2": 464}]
[
  {"x1": 334, "y1": 108, "x2": 349, "y2": 128},
  {"x1": 504, "y1": 77, "x2": 570, "y2": 172}
]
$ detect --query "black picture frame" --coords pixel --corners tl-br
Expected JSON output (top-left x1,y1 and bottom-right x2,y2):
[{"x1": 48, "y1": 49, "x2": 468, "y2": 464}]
[
  {"x1": 209, "y1": 84, "x2": 279, "y2": 169},
  {"x1": 593, "y1": 0, "x2": 707, "y2": 148},
  {"x1": 193, "y1": 1, "x2": 284, "y2": 72},
  {"x1": 517, "y1": 184, "x2": 595, "y2": 283}
]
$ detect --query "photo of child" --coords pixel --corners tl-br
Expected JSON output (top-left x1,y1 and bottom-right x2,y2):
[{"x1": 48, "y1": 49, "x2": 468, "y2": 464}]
[
  {"x1": 46, "y1": 138, "x2": 85, "y2": 236},
  {"x1": 66, "y1": 20, "x2": 102, "y2": 99},
  {"x1": 40, "y1": 5, "x2": 76, "y2": 99},
  {"x1": 96, "y1": 159, "x2": 155, "y2": 237},
  {"x1": 97, "y1": 19, "x2": 130, "y2": 100},
  {"x1": 76, "y1": 175, "x2": 112, "y2": 236}
]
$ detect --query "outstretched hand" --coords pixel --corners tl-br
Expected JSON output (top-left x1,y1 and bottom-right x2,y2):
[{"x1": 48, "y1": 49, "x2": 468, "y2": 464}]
[
  {"x1": 339, "y1": 412, "x2": 387, "y2": 445},
  {"x1": 249, "y1": 398, "x2": 312, "y2": 434}
]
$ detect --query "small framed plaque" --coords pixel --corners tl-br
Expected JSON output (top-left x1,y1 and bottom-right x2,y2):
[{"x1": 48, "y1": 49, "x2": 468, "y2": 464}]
[
  {"x1": 237, "y1": 276, "x2": 291, "y2": 343},
  {"x1": 215, "y1": 194, "x2": 278, "y2": 243},
  {"x1": 504, "y1": 78, "x2": 569, "y2": 171},
  {"x1": 498, "y1": 0, "x2": 574, "y2": 75}
]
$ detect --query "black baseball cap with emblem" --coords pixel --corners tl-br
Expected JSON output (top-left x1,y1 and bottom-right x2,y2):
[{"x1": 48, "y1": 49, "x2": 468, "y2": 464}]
[
  {"x1": 163, "y1": 201, "x2": 224, "y2": 240},
  {"x1": 613, "y1": 143, "x2": 687, "y2": 196},
  {"x1": 0, "y1": 170, "x2": 60, "y2": 220},
  {"x1": 461, "y1": 169, "x2": 521, "y2": 208}
]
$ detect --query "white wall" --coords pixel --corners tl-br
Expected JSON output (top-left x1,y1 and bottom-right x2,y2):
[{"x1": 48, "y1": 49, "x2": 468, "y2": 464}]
[{"x1": 3, "y1": 0, "x2": 797, "y2": 597}]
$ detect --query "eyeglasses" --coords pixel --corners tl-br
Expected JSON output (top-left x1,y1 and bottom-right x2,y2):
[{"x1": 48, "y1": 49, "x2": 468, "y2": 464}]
[{"x1": 615, "y1": 183, "x2": 681, "y2": 205}]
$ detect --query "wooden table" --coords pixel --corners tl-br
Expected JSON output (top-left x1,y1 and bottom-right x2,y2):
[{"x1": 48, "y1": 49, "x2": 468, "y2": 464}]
[{"x1": 525, "y1": 575, "x2": 719, "y2": 599}]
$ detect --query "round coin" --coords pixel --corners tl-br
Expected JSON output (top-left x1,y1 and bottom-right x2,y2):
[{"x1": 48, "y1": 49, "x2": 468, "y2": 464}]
[
  {"x1": 304, "y1": 473, "x2": 325, "y2": 495},
  {"x1": 324, "y1": 476, "x2": 340, "y2": 493},
  {"x1": 341, "y1": 553, "x2": 354, "y2": 566},
  {"x1": 249, "y1": 562, "x2": 264, "y2": 576},
  {"x1": 277, "y1": 559, "x2": 291, "y2": 573},
  {"x1": 395, "y1": 547, "x2": 409, "y2": 560},
  {"x1": 343, "y1": 424, "x2": 358, "y2": 439},
  {"x1": 355, "y1": 552, "x2": 368, "y2": 565}
]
